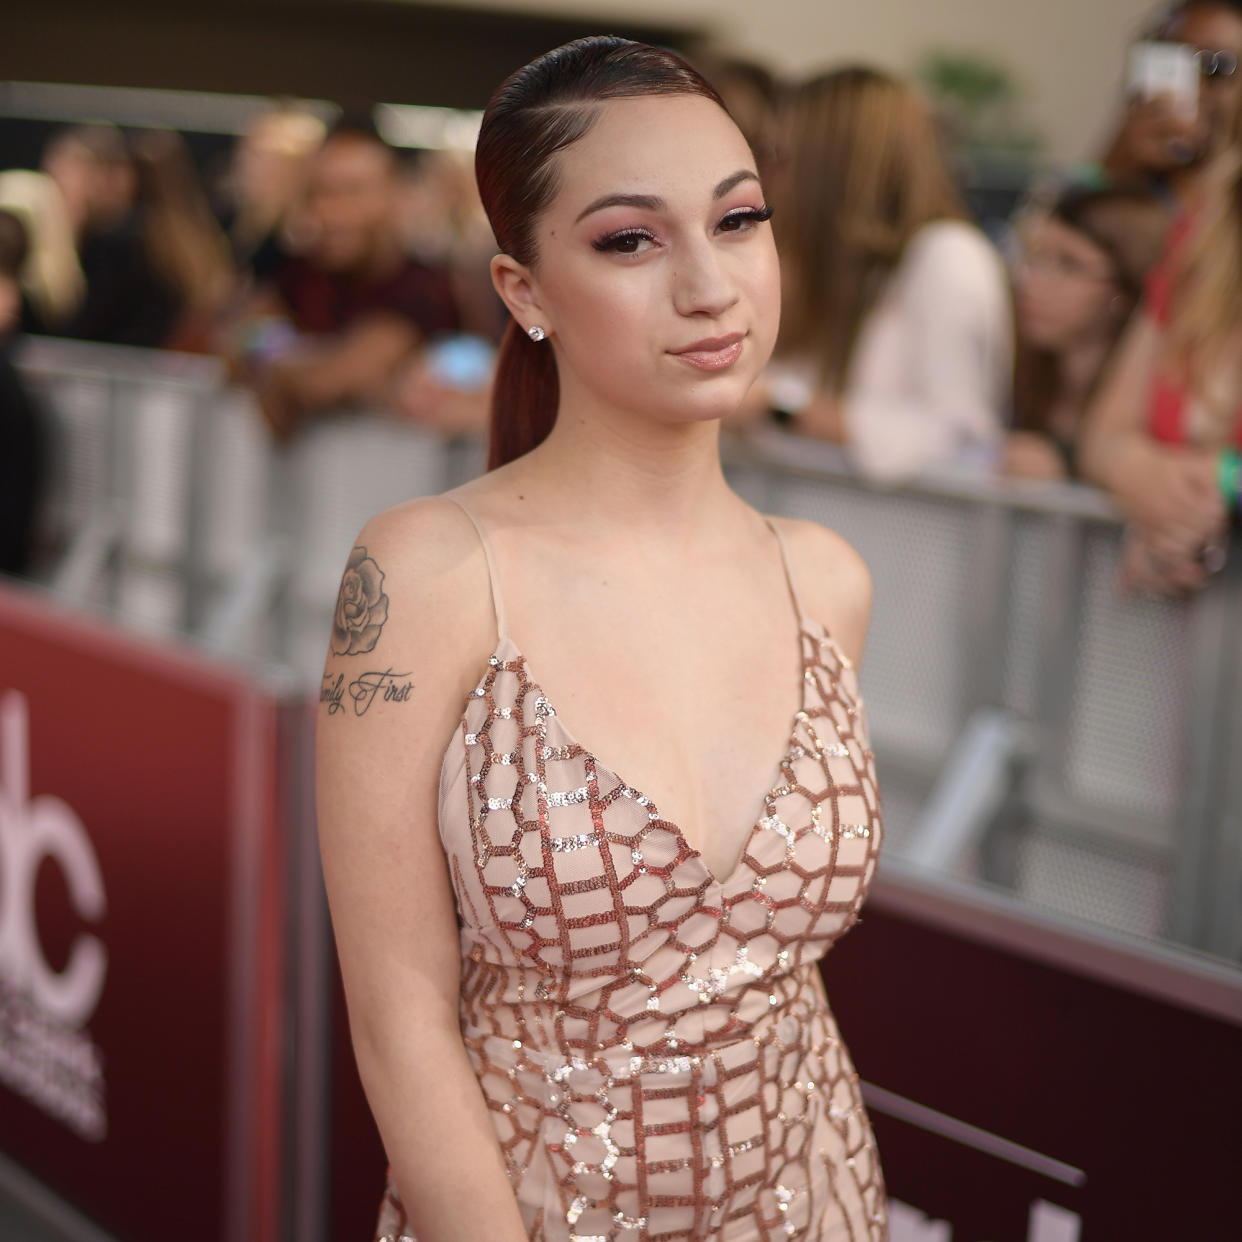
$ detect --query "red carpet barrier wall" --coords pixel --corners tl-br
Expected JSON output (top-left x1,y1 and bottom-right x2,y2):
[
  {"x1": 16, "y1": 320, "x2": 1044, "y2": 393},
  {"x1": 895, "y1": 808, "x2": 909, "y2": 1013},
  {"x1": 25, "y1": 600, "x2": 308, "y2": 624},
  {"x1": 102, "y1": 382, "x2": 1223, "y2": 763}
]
[
  {"x1": 824, "y1": 870, "x2": 1242, "y2": 1242},
  {"x1": 0, "y1": 582, "x2": 285, "y2": 1242}
]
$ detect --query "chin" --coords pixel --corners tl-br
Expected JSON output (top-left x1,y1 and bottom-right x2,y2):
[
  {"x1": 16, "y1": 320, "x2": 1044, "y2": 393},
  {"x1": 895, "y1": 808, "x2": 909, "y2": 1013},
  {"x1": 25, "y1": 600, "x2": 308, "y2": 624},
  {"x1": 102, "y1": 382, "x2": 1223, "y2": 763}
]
[
  {"x1": 670, "y1": 383, "x2": 755, "y2": 426},
  {"x1": 311, "y1": 245, "x2": 361, "y2": 273},
  {"x1": 1018, "y1": 320, "x2": 1061, "y2": 352}
]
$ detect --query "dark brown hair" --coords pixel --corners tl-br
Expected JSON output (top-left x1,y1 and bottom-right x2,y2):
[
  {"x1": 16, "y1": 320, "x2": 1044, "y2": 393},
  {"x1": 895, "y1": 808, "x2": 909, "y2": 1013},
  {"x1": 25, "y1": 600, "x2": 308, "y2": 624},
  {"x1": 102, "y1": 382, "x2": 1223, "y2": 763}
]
[
  {"x1": 474, "y1": 36, "x2": 724, "y2": 469},
  {"x1": 1014, "y1": 184, "x2": 1168, "y2": 442}
]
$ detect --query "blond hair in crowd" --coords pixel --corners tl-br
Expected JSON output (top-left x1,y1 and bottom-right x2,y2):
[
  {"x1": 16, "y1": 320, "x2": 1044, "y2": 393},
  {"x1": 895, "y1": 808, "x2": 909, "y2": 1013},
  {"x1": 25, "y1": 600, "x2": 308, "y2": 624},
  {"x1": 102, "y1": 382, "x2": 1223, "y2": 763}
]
[
  {"x1": 0, "y1": 170, "x2": 85, "y2": 329},
  {"x1": 1166, "y1": 86, "x2": 1242, "y2": 436}
]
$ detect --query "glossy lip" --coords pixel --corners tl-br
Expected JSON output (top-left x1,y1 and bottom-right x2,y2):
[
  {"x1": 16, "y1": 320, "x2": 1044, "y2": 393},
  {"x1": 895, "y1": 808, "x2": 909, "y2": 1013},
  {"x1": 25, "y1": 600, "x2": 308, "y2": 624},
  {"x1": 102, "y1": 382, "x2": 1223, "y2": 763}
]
[{"x1": 669, "y1": 332, "x2": 746, "y2": 371}]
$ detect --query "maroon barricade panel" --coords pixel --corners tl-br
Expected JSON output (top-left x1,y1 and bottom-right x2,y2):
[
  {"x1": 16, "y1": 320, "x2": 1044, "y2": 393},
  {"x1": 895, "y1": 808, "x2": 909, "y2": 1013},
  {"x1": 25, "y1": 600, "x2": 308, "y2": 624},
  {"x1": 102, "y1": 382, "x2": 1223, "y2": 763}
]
[
  {"x1": 0, "y1": 583, "x2": 283, "y2": 1242},
  {"x1": 821, "y1": 881, "x2": 1242, "y2": 1242},
  {"x1": 330, "y1": 958, "x2": 387, "y2": 1242}
]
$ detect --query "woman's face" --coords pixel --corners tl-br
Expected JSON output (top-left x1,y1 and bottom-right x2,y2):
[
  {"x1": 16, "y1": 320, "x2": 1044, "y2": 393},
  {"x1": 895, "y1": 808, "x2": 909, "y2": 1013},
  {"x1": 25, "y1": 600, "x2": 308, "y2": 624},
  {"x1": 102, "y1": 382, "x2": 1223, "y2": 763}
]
[
  {"x1": 1172, "y1": 3, "x2": 1242, "y2": 158},
  {"x1": 509, "y1": 93, "x2": 780, "y2": 428},
  {"x1": 1015, "y1": 215, "x2": 1119, "y2": 352}
]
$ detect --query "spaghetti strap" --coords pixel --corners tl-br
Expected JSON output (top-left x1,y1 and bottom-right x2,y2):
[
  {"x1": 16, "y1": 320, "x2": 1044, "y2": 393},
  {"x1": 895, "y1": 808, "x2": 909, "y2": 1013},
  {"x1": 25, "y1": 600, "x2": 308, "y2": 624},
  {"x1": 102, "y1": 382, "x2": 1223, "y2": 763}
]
[
  {"x1": 763, "y1": 515, "x2": 807, "y2": 631},
  {"x1": 446, "y1": 496, "x2": 510, "y2": 642}
]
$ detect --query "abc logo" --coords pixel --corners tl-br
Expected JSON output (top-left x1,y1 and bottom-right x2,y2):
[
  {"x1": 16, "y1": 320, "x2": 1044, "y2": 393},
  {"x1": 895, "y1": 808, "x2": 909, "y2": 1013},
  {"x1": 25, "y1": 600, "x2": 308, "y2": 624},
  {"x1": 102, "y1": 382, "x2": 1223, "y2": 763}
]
[{"x1": 0, "y1": 690, "x2": 107, "y2": 1028}]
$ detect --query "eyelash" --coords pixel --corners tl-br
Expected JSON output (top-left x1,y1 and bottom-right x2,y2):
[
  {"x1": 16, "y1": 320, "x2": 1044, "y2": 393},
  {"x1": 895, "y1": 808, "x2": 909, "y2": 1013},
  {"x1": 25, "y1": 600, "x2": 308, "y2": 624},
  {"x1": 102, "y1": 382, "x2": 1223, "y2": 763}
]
[{"x1": 591, "y1": 204, "x2": 774, "y2": 254}]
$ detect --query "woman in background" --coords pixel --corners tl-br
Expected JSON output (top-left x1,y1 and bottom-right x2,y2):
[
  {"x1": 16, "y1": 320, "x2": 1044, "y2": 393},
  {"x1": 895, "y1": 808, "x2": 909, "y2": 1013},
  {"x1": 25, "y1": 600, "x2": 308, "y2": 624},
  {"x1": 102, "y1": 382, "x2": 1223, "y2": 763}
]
[
  {"x1": 215, "y1": 100, "x2": 325, "y2": 284},
  {"x1": 129, "y1": 128, "x2": 236, "y2": 351},
  {"x1": 1005, "y1": 184, "x2": 1168, "y2": 478},
  {"x1": 766, "y1": 66, "x2": 1012, "y2": 482},
  {"x1": 1080, "y1": 95, "x2": 1242, "y2": 594}
]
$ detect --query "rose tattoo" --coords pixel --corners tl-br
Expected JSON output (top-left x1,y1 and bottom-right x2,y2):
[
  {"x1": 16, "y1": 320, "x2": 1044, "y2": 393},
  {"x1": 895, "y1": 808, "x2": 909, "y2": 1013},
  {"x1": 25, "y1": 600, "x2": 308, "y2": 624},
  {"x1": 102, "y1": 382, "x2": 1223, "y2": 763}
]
[{"x1": 332, "y1": 546, "x2": 390, "y2": 656}]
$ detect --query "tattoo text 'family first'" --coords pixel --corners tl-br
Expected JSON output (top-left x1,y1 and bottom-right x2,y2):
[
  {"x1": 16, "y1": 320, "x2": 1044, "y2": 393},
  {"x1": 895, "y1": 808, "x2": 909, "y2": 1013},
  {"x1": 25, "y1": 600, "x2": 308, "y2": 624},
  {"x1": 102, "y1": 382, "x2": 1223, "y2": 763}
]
[{"x1": 322, "y1": 670, "x2": 414, "y2": 717}]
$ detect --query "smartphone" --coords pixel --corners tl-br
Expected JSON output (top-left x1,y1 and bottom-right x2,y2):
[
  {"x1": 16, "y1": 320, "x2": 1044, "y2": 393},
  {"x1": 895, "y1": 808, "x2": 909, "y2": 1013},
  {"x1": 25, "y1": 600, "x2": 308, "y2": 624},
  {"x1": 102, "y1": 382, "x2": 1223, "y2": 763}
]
[
  {"x1": 1128, "y1": 40, "x2": 1199, "y2": 120},
  {"x1": 425, "y1": 334, "x2": 495, "y2": 392}
]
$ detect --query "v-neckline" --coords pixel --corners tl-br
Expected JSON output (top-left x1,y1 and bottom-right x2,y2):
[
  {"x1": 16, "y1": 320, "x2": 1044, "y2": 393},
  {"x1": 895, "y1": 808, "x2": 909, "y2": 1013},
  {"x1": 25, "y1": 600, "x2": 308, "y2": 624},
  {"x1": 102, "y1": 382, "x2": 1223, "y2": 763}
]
[{"x1": 459, "y1": 620, "x2": 842, "y2": 890}]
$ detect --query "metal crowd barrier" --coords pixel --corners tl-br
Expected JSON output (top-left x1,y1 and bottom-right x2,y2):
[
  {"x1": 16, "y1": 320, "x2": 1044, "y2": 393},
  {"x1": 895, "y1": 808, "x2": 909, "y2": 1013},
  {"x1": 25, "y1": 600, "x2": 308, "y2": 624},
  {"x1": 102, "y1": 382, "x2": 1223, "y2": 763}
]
[{"x1": 14, "y1": 337, "x2": 1242, "y2": 964}]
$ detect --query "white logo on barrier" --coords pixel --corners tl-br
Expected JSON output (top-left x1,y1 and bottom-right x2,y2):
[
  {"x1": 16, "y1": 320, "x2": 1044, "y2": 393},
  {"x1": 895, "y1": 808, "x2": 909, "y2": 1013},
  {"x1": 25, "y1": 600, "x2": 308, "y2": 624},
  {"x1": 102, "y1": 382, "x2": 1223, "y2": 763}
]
[
  {"x1": 0, "y1": 689, "x2": 108, "y2": 1140},
  {"x1": 889, "y1": 1197, "x2": 1083, "y2": 1241}
]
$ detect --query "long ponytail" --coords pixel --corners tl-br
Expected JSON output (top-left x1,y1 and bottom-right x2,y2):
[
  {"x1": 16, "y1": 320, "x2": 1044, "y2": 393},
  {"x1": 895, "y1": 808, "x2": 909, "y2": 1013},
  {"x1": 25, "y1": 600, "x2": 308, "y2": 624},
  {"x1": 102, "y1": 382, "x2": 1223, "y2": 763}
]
[
  {"x1": 474, "y1": 36, "x2": 724, "y2": 469},
  {"x1": 488, "y1": 321, "x2": 560, "y2": 469}
]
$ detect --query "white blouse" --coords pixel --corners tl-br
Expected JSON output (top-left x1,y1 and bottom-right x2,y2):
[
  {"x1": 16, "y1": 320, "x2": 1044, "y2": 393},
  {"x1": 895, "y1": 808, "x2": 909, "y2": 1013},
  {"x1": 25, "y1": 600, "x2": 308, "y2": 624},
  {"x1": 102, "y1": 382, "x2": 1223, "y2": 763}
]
[
  {"x1": 775, "y1": 219, "x2": 1013, "y2": 483},
  {"x1": 846, "y1": 219, "x2": 1011, "y2": 481}
]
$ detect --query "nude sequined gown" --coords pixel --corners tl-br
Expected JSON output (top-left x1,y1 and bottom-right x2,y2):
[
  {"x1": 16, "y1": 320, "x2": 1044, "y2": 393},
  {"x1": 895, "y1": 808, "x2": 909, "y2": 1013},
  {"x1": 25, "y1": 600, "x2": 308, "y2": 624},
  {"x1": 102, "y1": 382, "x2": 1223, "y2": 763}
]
[{"x1": 374, "y1": 500, "x2": 887, "y2": 1242}]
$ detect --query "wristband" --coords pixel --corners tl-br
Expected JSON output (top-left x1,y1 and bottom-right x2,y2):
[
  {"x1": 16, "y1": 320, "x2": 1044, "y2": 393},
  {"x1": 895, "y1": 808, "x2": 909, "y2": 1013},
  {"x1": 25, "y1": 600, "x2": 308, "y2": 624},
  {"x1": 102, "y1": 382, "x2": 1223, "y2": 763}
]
[{"x1": 1218, "y1": 447, "x2": 1241, "y2": 512}]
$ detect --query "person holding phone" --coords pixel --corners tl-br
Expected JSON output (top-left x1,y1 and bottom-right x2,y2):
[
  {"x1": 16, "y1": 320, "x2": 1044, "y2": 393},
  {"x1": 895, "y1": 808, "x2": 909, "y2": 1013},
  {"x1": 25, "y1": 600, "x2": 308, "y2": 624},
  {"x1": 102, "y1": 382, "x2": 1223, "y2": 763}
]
[
  {"x1": 1101, "y1": 1, "x2": 1242, "y2": 206},
  {"x1": 1079, "y1": 68, "x2": 1242, "y2": 595}
]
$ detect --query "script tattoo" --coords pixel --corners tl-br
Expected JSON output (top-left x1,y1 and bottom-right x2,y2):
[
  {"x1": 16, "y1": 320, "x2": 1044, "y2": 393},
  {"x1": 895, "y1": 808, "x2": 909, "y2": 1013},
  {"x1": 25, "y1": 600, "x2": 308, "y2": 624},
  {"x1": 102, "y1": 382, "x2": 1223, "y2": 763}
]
[
  {"x1": 321, "y1": 669, "x2": 414, "y2": 717},
  {"x1": 331, "y1": 546, "x2": 390, "y2": 656}
]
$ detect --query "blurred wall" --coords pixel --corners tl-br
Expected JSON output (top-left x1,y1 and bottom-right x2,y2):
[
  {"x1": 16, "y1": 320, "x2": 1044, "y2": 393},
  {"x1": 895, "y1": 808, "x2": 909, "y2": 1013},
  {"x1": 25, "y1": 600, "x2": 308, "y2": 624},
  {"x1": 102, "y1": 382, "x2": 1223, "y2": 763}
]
[{"x1": 423, "y1": 0, "x2": 1161, "y2": 165}]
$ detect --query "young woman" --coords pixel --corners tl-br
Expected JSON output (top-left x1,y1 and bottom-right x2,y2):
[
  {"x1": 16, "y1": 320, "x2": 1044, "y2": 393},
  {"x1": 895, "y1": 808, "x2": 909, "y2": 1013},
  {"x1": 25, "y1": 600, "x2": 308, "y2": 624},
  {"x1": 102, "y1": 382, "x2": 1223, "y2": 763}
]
[
  {"x1": 764, "y1": 66, "x2": 1011, "y2": 482},
  {"x1": 1005, "y1": 185, "x2": 1168, "y2": 478},
  {"x1": 1080, "y1": 94, "x2": 1242, "y2": 594},
  {"x1": 316, "y1": 37, "x2": 886, "y2": 1242},
  {"x1": 1099, "y1": 0, "x2": 1242, "y2": 210}
]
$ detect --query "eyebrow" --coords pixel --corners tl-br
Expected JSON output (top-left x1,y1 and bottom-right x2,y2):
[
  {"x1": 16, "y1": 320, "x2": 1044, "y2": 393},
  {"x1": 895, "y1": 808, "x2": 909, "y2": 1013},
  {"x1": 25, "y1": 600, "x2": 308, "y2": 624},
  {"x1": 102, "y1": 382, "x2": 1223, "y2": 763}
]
[{"x1": 573, "y1": 169, "x2": 760, "y2": 224}]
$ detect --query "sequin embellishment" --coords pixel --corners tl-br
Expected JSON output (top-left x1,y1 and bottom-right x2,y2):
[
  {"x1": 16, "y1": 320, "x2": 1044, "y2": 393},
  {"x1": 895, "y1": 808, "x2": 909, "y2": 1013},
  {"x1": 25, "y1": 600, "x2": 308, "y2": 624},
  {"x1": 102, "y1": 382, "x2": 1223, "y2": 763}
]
[{"x1": 372, "y1": 551, "x2": 886, "y2": 1240}]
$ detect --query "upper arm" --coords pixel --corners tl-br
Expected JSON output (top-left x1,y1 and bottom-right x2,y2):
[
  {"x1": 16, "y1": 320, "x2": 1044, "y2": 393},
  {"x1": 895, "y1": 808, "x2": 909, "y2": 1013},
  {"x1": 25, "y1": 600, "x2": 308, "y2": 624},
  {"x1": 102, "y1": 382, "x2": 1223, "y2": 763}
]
[
  {"x1": 1077, "y1": 310, "x2": 1161, "y2": 487},
  {"x1": 778, "y1": 517, "x2": 873, "y2": 669},
  {"x1": 282, "y1": 313, "x2": 420, "y2": 407},
  {"x1": 315, "y1": 497, "x2": 490, "y2": 1049}
]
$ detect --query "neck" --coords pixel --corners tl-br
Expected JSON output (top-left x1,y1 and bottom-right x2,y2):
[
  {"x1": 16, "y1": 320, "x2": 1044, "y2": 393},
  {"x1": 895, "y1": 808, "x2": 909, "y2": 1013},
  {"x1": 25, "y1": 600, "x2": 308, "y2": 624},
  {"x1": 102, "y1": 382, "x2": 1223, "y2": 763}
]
[
  {"x1": 517, "y1": 382, "x2": 740, "y2": 544},
  {"x1": 1057, "y1": 332, "x2": 1114, "y2": 404}
]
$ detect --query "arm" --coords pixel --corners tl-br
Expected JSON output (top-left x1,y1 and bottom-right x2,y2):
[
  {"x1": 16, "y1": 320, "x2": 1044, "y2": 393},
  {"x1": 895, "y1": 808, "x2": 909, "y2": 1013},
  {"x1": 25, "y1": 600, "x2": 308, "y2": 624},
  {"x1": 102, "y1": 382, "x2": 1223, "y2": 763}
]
[
  {"x1": 316, "y1": 500, "x2": 530, "y2": 1242},
  {"x1": 258, "y1": 313, "x2": 420, "y2": 438},
  {"x1": 842, "y1": 224, "x2": 1011, "y2": 483},
  {"x1": 1078, "y1": 311, "x2": 1224, "y2": 545}
]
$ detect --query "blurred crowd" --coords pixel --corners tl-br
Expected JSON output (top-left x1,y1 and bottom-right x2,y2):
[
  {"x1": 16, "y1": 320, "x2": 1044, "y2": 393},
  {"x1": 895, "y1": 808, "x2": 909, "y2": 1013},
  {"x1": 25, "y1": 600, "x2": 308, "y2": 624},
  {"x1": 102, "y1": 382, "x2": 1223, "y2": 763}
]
[{"x1": 2, "y1": 0, "x2": 1242, "y2": 596}]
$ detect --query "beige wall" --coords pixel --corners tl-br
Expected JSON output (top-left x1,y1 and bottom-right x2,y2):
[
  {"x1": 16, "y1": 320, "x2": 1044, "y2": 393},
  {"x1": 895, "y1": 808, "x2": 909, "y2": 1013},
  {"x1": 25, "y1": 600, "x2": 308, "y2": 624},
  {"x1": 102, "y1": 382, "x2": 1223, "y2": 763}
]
[{"x1": 421, "y1": 0, "x2": 1162, "y2": 165}]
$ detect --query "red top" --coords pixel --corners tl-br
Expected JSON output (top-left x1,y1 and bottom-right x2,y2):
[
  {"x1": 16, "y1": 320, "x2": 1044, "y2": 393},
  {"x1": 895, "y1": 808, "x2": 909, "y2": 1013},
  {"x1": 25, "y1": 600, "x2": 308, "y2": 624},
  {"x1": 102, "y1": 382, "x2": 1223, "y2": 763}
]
[
  {"x1": 274, "y1": 254, "x2": 459, "y2": 340},
  {"x1": 1145, "y1": 215, "x2": 1242, "y2": 448}
]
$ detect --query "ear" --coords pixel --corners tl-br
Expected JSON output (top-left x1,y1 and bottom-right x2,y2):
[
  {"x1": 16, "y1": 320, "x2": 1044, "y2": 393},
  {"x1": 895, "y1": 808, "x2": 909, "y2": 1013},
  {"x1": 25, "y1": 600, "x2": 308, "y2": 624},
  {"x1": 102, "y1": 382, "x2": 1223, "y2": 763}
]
[{"x1": 491, "y1": 253, "x2": 552, "y2": 338}]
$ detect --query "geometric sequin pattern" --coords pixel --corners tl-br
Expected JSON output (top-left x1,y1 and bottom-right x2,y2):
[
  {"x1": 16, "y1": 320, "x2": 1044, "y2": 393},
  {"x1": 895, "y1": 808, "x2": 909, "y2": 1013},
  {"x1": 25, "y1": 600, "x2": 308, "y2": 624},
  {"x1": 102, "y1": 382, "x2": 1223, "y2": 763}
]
[{"x1": 374, "y1": 509, "x2": 886, "y2": 1242}]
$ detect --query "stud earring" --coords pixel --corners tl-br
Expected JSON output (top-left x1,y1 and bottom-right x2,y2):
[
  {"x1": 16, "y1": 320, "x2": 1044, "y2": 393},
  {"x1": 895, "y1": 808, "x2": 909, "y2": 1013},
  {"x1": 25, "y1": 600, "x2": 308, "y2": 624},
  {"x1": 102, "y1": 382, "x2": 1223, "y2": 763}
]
[{"x1": 527, "y1": 325, "x2": 546, "y2": 342}]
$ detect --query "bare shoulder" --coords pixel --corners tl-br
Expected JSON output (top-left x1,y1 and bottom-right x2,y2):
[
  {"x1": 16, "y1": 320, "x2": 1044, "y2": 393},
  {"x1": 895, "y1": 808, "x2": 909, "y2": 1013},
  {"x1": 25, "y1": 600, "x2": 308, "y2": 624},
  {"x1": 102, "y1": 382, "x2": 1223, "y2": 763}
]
[
  {"x1": 319, "y1": 492, "x2": 497, "y2": 723},
  {"x1": 768, "y1": 515, "x2": 873, "y2": 667}
]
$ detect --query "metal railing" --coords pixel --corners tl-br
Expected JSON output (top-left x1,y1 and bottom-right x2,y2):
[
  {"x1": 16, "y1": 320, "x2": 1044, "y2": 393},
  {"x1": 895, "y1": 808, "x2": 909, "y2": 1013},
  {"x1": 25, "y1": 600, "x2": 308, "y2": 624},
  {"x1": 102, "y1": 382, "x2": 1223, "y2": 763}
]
[{"x1": 16, "y1": 336, "x2": 1242, "y2": 963}]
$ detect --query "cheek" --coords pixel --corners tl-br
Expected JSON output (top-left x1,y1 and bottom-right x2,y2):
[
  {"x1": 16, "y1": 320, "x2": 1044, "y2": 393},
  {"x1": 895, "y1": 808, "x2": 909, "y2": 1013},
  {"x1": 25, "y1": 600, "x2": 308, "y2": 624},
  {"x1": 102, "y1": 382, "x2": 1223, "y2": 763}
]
[
  {"x1": 546, "y1": 264, "x2": 660, "y2": 358},
  {"x1": 1020, "y1": 282, "x2": 1109, "y2": 343},
  {"x1": 717, "y1": 237, "x2": 781, "y2": 364}
]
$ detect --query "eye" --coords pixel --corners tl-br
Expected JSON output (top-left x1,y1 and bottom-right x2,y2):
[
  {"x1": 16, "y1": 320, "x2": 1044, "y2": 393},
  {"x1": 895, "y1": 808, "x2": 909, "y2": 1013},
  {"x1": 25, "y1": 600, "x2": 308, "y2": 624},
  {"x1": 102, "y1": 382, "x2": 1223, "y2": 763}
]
[
  {"x1": 717, "y1": 204, "x2": 774, "y2": 234},
  {"x1": 592, "y1": 228, "x2": 658, "y2": 255}
]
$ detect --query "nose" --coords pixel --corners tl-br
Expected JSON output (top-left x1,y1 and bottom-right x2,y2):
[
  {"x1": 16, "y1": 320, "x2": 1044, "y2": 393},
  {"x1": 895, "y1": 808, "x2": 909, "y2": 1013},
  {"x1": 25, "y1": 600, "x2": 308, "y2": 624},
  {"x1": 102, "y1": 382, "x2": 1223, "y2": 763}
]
[{"x1": 671, "y1": 235, "x2": 740, "y2": 319}]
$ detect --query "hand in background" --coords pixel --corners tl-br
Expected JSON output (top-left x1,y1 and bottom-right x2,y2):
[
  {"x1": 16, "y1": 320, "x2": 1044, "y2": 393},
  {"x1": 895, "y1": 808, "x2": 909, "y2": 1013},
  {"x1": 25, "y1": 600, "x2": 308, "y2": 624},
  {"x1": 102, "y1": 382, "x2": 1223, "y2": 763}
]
[
  {"x1": 1118, "y1": 525, "x2": 1223, "y2": 597},
  {"x1": 390, "y1": 354, "x2": 491, "y2": 437},
  {"x1": 1105, "y1": 93, "x2": 1207, "y2": 175},
  {"x1": 1110, "y1": 445, "x2": 1225, "y2": 549},
  {"x1": 1000, "y1": 431, "x2": 1069, "y2": 480}
]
